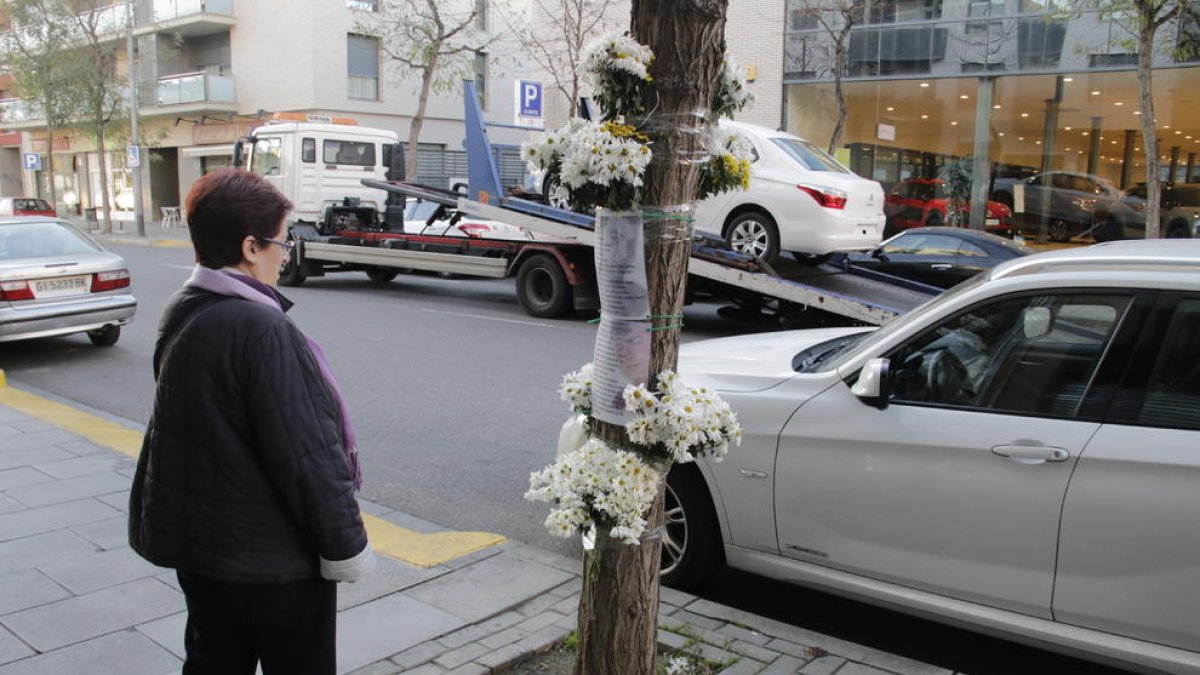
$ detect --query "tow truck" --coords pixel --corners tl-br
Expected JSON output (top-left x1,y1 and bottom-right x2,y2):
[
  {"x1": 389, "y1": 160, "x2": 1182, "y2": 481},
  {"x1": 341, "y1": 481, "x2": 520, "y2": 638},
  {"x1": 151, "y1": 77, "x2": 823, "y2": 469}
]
[{"x1": 233, "y1": 86, "x2": 936, "y2": 326}]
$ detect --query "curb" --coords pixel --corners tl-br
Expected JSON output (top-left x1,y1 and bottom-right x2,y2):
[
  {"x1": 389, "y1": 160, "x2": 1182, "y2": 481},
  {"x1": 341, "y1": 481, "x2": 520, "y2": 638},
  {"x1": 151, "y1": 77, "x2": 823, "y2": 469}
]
[{"x1": 91, "y1": 235, "x2": 192, "y2": 249}]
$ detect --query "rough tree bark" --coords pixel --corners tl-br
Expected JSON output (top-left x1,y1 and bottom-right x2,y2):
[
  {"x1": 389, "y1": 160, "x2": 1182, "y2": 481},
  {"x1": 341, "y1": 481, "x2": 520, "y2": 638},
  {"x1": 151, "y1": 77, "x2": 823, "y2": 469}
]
[
  {"x1": 574, "y1": 2, "x2": 728, "y2": 674},
  {"x1": 1136, "y1": 4, "x2": 1161, "y2": 239}
]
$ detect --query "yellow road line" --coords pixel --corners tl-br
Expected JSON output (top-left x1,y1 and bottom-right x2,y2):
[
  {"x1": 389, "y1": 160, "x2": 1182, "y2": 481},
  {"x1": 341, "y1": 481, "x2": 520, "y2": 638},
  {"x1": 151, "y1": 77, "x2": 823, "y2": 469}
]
[{"x1": 0, "y1": 371, "x2": 505, "y2": 568}]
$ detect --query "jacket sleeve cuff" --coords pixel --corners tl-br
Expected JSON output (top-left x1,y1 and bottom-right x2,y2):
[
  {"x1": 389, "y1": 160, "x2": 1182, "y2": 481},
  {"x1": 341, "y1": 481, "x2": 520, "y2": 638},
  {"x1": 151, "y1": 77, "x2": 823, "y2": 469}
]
[{"x1": 320, "y1": 542, "x2": 375, "y2": 583}]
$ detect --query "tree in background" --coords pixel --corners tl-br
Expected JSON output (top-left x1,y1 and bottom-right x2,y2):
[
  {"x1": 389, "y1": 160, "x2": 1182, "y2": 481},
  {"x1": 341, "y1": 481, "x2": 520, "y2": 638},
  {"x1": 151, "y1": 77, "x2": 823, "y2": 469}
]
[
  {"x1": 354, "y1": 0, "x2": 509, "y2": 181},
  {"x1": 508, "y1": 0, "x2": 620, "y2": 122},
  {"x1": 0, "y1": 0, "x2": 90, "y2": 210},
  {"x1": 1080, "y1": 0, "x2": 1199, "y2": 237},
  {"x1": 788, "y1": 0, "x2": 856, "y2": 154}
]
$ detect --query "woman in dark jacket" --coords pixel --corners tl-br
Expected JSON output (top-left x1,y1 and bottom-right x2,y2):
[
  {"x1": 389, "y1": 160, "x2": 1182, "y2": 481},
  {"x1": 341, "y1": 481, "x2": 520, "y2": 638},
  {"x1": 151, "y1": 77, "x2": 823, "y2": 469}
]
[{"x1": 129, "y1": 168, "x2": 372, "y2": 675}]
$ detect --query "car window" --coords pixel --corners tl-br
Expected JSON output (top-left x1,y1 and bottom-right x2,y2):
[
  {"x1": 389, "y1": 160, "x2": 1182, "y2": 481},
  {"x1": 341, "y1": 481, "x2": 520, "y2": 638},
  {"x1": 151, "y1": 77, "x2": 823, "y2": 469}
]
[
  {"x1": 886, "y1": 293, "x2": 1131, "y2": 417},
  {"x1": 1029, "y1": 175, "x2": 1047, "y2": 187},
  {"x1": 324, "y1": 140, "x2": 376, "y2": 166},
  {"x1": 0, "y1": 222, "x2": 100, "y2": 260},
  {"x1": 1131, "y1": 297, "x2": 1200, "y2": 430},
  {"x1": 957, "y1": 240, "x2": 988, "y2": 257},
  {"x1": 301, "y1": 138, "x2": 316, "y2": 163},
  {"x1": 770, "y1": 138, "x2": 849, "y2": 173},
  {"x1": 251, "y1": 137, "x2": 283, "y2": 176},
  {"x1": 1171, "y1": 187, "x2": 1200, "y2": 208},
  {"x1": 14, "y1": 199, "x2": 50, "y2": 211},
  {"x1": 883, "y1": 233, "x2": 959, "y2": 256}
]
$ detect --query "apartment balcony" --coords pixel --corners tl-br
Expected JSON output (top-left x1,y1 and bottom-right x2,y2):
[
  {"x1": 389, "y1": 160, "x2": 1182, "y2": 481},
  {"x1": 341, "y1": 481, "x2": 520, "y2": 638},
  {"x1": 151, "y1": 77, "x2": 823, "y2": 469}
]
[
  {"x1": 135, "y1": 0, "x2": 235, "y2": 37},
  {"x1": 0, "y1": 99, "x2": 40, "y2": 129},
  {"x1": 140, "y1": 71, "x2": 237, "y2": 115}
]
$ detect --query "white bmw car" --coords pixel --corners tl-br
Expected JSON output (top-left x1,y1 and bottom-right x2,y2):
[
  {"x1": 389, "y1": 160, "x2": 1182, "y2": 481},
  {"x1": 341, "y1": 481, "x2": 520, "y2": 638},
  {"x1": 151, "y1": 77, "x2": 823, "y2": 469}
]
[{"x1": 693, "y1": 121, "x2": 885, "y2": 264}]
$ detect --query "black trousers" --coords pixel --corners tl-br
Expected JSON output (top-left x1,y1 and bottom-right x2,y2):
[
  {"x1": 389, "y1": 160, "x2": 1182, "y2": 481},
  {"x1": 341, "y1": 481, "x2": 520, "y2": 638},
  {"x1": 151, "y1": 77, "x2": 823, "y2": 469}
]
[{"x1": 176, "y1": 571, "x2": 337, "y2": 675}]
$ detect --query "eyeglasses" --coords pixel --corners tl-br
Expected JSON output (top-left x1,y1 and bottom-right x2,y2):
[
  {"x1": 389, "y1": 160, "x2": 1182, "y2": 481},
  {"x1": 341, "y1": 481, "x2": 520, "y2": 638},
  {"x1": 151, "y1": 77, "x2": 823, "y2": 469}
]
[{"x1": 258, "y1": 237, "x2": 295, "y2": 252}]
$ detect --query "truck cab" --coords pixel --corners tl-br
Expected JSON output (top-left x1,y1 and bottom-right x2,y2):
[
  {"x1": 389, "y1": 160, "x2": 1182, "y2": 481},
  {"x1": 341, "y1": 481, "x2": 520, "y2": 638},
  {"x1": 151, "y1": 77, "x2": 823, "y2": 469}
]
[{"x1": 238, "y1": 113, "x2": 399, "y2": 230}]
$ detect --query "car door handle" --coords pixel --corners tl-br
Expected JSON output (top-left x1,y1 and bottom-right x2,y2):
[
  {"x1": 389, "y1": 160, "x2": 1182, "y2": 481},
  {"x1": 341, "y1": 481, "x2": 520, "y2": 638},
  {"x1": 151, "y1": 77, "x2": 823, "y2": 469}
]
[
  {"x1": 930, "y1": 263, "x2": 953, "y2": 269},
  {"x1": 991, "y1": 445, "x2": 1069, "y2": 463}
]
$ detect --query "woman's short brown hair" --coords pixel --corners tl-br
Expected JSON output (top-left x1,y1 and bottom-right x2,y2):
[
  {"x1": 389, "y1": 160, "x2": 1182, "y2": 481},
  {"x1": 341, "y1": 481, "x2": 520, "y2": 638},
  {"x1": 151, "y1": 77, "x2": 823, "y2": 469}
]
[{"x1": 186, "y1": 169, "x2": 294, "y2": 269}]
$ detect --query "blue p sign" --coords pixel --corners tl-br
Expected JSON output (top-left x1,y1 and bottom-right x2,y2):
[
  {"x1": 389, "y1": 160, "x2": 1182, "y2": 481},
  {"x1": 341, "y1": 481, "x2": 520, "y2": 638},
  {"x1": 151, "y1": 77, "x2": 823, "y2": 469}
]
[
  {"x1": 519, "y1": 81, "x2": 542, "y2": 118},
  {"x1": 22, "y1": 153, "x2": 41, "y2": 171}
]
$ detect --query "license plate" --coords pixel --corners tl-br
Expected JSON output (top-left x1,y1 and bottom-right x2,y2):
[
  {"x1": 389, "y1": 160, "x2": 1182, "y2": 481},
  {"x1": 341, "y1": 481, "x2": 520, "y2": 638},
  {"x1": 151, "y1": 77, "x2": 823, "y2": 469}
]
[
  {"x1": 986, "y1": 218, "x2": 1000, "y2": 226},
  {"x1": 31, "y1": 275, "x2": 90, "y2": 298}
]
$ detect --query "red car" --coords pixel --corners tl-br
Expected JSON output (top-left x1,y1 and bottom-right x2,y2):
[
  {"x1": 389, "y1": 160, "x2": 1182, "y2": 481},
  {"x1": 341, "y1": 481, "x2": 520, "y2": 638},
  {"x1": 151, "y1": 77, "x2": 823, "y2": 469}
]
[
  {"x1": 884, "y1": 179, "x2": 1012, "y2": 237},
  {"x1": 0, "y1": 198, "x2": 56, "y2": 217}
]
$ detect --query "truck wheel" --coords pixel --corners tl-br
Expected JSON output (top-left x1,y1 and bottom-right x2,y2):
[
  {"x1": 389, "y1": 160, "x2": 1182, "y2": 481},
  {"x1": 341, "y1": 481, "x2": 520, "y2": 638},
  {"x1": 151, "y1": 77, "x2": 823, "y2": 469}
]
[
  {"x1": 278, "y1": 235, "x2": 307, "y2": 287},
  {"x1": 725, "y1": 211, "x2": 780, "y2": 264},
  {"x1": 1166, "y1": 222, "x2": 1191, "y2": 238},
  {"x1": 366, "y1": 268, "x2": 397, "y2": 284},
  {"x1": 516, "y1": 254, "x2": 573, "y2": 318},
  {"x1": 661, "y1": 463, "x2": 723, "y2": 591},
  {"x1": 87, "y1": 325, "x2": 120, "y2": 347}
]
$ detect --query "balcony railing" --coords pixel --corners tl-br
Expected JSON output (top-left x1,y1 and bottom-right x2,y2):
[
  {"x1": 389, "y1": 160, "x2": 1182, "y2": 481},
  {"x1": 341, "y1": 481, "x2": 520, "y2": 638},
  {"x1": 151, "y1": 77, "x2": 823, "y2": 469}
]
[
  {"x1": 152, "y1": 0, "x2": 233, "y2": 22},
  {"x1": 0, "y1": 99, "x2": 39, "y2": 124},
  {"x1": 155, "y1": 71, "x2": 236, "y2": 106}
]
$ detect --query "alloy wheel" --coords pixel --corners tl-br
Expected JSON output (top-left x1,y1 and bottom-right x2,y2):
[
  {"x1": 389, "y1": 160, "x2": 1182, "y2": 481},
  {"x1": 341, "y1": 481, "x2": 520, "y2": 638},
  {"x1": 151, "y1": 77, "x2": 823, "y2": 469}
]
[
  {"x1": 729, "y1": 219, "x2": 771, "y2": 259},
  {"x1": 661, "y1": 481, "x2": 687, "y2": 576}
]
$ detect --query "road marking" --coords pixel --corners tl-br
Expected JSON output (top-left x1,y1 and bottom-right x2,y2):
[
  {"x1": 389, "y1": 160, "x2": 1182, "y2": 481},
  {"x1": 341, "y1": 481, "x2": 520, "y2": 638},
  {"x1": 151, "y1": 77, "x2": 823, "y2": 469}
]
[
  {"x1": 420, "y1": 307, "x2": 576, "y2": 329},
  {"x1": 0, "y1": 373, "x2": 505, "y2": 568}
]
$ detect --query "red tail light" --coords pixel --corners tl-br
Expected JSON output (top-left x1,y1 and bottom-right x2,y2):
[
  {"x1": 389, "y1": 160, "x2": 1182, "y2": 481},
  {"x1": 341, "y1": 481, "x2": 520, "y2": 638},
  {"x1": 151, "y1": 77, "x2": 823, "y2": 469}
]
[
  {"x1": 91, "y1": 269, "x2": 130, "y2": 292},
  {"x1": 0, "y1": 280, "x2": 34, "y2": 301},
  {"x1": 797, "y1": 184, "x2": 848, "y2": 210}
]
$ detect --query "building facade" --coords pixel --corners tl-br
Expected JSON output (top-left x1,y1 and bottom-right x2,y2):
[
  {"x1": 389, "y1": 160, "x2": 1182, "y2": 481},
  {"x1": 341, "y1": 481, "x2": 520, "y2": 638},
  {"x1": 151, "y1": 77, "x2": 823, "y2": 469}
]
[{"x1": 1, "y1": 0, "x2": 535, "y2": 224}]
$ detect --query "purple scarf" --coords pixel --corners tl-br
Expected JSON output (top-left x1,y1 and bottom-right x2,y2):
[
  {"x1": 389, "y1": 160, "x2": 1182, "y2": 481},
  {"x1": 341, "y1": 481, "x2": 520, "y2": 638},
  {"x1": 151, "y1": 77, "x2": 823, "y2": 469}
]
[{"x1": 184, "y1": 265, "x2": 363, "y2": 491}]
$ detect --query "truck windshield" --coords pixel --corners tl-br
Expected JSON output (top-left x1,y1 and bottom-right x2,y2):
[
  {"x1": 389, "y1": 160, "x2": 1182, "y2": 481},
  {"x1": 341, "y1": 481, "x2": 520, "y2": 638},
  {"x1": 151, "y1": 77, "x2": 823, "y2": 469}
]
[{"x1": 251, "y1": 137, "x2": 283, "y2": 176}]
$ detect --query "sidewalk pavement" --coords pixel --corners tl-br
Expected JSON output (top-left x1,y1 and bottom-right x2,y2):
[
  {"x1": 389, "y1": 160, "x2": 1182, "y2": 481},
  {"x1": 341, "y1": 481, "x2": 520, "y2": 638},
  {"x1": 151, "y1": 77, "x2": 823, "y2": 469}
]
[
  {"x1": 0, "y1": 384, "x2": 959, "y2": 675},
  {"x1": 73, "y1": 217, "x2": 193, "y2": 250}
]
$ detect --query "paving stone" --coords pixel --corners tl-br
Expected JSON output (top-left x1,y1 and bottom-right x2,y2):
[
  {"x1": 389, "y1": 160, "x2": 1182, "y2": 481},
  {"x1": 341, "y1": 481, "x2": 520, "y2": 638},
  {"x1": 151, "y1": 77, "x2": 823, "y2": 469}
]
[
  {"x1": 479, "y1": 626, "x2": 527, "y2": 650},
  {"x1": 551, "y1": 596, "x2": 578, "y2": 615},
  {"x1": 0, "y1": 447, "x2": 74, "y2": 472},
  {"x1": 727, "y1": 639, "x2": 783, "y2": 663},
  {"x1": 838, "y1": 664, "x2": 900, "y2": 675},
  {"x1": 0, "y1": 530, "x2": 98, "y2": 571},
  {"x1": 0, "y1": 430, "x2": 74, "y2": 453},
  {"x1": 94, "y1": 492, "x2": 128, "y2": 513},
  {"x1": 155, "y1": 572, "x2": 181, "y2": 592},
  {"x1": 387, "y1": 640, "x2": 446, "y2": 670},
  {"x1": 658, "y1": 629, "x2": 689, "y2": 651},
  {"x1": 0, "y1": 569, "x2": 69, "y2": 616},
  {"x1": 769, "y1": 638, "x2": 817, "y2": 661},
  {"x1": 514, "y1": 611, "x2": 564, "y2": 635},
  {"x1": 0, "y1": 625, "x2": 33, "y2": 666},
  {"x1": 0, "y1": 496, "x2": 24, "y2": 516},
  {"x1": 355, "y1": 499, "x2": 394, "y2": 518},
  {"x1": 445, "y1": 663, "x2": 488, "y2": 675},
  {"x1": 406, "y1": 554, "x2": 573, "y2": 624},
  {"x1": 800, "y1": 656, "x2": 848, "y2": 675},
  {"x1": 513, "y1": 624, "x2": 571, "y2": 654},
  {"x1": 687, "y1": 600, "x2": 952, "y2": 675},
  {"x1": 506, "y1": 544, "x2": 581, "y2": 576},
  {"x1": 760, "y1": 655, "x2": 809, "y2": 674},
  {"x1": 663, "y1": 608, "x2": 726, "y2": 632},
  {"x1": 346, "y1": 660, "x2": 402, "y2": 675},
  {"x1": 437, "y1": 625, "x2": 488, "y2": 650},
  {"x1": 335, "y1": 592, "x2": 463, "y2": 674},
  {"x1": 516, "y1": 593, "x2": 561, "y2": 617},
  {"x1": 38, "y1": 545, "x2": 158, "y2": 594},
  {"x1": 56, "y1": 441, "x2": 111, "y2": 457},
  {"x1": 548, "y1": 577, "x2": 582, "y2": 598},
  {"x1": 0, "y1": 469, "x2": 52, "y2": 492},
  {"x1": 402, "y1": 664, "x2": 447, "y2": 675},
  {"x1": 0, "y1": 630, "x2": 179, "y2": 675},
  {"x1": 372, "y1": 510, "x2": 450, "y2": 535},
  {"x1": 660, "y1": 585, "x2": 697, "y2": 608},
  {"x1": 439, "y1": 546, "x2": 504, "y2": 571},
  {"x1": 0, "y1": 578, "x2": 183, "y2": 651},
  {"x1": 0, "y1": 499, "x2": 120, "y2": 543},
  {"x1": 0, "y1": 408, "x2": 30, "y2": 424},
  {"x1": 135, "y1": 612, "x2": 186, "y2": 659},
  {"x1": 7, "y1": 420, "x2": 55, "y2": 434},
  {"x1": 719, "y1": 622, "x2": 774, "y2": 646},
  {"x1": 474, "y1": 642, "x2": 526, "y2": 669},
  {"x1": 719, "y1": 658, "x2": 767, "y2": 675},
  {"x1": 70, "y1": 517, "x2": 130, "y2": 551},
  {"x1": 336, "y1": 555, "x2": 443, "y2": 612},
  {"x1": 433, "y1": 641, "x2": 489, "y2": 669},
  {"x1": 4, "y1": 472, "x2": 130, "y2": 509},
  {"x1": 33, "y1": 455, "x2": 133, "y2": 480}
]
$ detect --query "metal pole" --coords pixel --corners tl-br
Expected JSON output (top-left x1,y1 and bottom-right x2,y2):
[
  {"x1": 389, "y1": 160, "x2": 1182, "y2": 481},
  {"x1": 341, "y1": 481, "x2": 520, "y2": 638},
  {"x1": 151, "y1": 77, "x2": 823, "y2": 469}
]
[{"x1": 126, "y1": 0, "x2": 145, "y2": 237}]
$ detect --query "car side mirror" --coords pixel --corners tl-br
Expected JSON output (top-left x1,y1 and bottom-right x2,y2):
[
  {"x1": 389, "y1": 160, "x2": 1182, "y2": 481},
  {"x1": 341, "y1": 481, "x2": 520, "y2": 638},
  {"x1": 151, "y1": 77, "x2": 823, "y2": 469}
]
[
  {"x1": 851, "y1": 358, "x2": 890, "y2": 409},
  {"x1": 1022, "y1": 307, "x2": 1052, "y2": 339},
  {"x1": 232, "y1": 139, "x2": 245, "y2": 168}
]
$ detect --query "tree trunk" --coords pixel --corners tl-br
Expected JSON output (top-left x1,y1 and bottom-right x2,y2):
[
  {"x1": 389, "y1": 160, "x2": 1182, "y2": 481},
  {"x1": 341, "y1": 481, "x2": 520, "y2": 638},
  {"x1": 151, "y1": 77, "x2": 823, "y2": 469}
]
[
  {"x1": 96, "y1": 121, "x2": 112, "y2": 234},
  {"x1": 408, "y1": 53, "x2": 439, "y2": 181},
  {"x1": 573, "y1": 3, "x2": 727, "y2": 674},
  {"x1": 828, "y1": 26, "x2": 851, "y2": 156},
  {"x1": 1137, "y1": 17, "x2": 1160, "y2": 239},
  {"x1": 42, "y1": 121, "x2": 57, "y2": 209}
]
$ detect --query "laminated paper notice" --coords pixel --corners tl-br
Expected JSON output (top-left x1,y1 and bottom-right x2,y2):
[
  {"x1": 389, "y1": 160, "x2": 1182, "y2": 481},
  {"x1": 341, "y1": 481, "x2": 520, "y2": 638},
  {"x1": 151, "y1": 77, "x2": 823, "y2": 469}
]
[
  {"x1": 590, "y1": 318, "x2": 651, "y2": 425},
  {"x1": 595, "y1": 211, "x2": 650, "y2": 320}
]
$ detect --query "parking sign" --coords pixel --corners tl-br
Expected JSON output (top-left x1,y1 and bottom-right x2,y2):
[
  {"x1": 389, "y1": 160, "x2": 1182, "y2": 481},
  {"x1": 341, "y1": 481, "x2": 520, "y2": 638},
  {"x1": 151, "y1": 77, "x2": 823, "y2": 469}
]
[
  {"x1": 22, "y1": 153, "x2": 41, "y2": 171},
  {"x1": 514, "y1": 80, "x2": 543, "y2": 126}
]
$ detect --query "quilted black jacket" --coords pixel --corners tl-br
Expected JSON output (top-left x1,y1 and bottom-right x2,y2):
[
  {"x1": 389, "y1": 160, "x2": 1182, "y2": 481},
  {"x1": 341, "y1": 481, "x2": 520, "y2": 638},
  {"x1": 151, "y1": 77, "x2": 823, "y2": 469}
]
[{"x1": 129, "y1": 287, "x2": 368, "y2": 583}]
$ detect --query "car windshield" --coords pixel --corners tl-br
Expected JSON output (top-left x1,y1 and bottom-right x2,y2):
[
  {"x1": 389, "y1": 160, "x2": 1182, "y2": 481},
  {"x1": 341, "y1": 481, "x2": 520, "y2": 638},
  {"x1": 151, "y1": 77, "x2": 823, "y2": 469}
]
[
  {"x1": 771, "y1": 138, "x2": 849, "y2": 173},
  {"x1": 0, "y1": 222, "x2": 99, "y2": 260},
  {"x1": 14, "y1": 199, "x2": 50, "y2": 211},
  {"x1": 823, "y1": 273, "x2": 989, "y2": 372}
]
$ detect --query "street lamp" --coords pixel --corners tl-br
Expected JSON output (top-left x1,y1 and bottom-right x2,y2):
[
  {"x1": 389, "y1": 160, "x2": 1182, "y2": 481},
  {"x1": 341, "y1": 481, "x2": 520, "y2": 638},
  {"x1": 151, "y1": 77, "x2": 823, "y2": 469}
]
[{"x1": 125, "y1": 0, "x2": 145, "y2": 237}]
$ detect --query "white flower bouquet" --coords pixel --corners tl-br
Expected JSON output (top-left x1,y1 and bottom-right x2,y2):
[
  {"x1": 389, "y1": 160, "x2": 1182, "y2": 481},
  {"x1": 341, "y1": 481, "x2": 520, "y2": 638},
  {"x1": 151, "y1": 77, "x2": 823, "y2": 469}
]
[
  {"x1": 697, "y1": 126, "x2": 754, "y2": 200},
  {"x1": 521, "y1": 120, "x2": 652, "y2": 212},
  {"x1": 622, "y1": 370, "x2": 742, "y2": 464},
  {"x1": 581, "y1": 32, "x2": 655, "y2": 121},
  {"x1": 712, "y1": 54, "x2": 755, "y2": 119}
]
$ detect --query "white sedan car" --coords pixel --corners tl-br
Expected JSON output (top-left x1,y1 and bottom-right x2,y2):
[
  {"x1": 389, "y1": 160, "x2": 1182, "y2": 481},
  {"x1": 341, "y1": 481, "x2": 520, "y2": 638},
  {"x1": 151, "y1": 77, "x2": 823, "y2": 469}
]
[
  {"x1": 666, "y1": 239, "x2": 1200, "y2": 674},
  {"x1": 693, "y1": 122, "x2": 885, "y2": 264}
]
